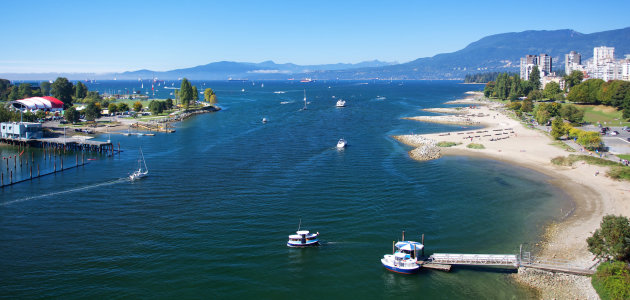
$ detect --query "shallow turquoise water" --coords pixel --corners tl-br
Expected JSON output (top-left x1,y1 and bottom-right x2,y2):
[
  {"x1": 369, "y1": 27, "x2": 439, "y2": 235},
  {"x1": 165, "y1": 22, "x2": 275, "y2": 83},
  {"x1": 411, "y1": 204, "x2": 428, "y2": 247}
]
[{"x1": 0, "y1": 81, "x2": 571, "y2": 298}]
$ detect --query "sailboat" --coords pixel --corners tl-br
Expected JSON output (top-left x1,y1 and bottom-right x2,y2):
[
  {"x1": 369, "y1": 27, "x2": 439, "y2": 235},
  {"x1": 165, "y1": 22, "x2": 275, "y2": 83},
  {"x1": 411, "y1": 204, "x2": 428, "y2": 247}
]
[
  {"x1": 129, "y1": 147, "x2": 148, "y2": 181},
  {"x1": 300, "y1": 89, "x2": 307, "y2": 110}
]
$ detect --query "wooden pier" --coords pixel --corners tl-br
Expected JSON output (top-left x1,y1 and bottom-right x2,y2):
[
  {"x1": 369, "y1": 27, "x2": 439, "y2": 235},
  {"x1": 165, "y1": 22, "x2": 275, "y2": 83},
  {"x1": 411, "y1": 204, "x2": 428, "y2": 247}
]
[{"x1": 1, "y1": 137, "x2": 114, "y2": 153}]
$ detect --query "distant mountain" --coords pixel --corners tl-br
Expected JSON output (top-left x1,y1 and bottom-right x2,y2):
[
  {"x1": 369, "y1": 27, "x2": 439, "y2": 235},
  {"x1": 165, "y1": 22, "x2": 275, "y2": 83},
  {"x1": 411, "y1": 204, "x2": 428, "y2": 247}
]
[
  {"x1": 2, "y1": 27, "x2": 629, "y2": 81},
  {"x1": 315, "y1": 27, "x2": 630, "y2": 80},
  {"x1": 114, "y1": 60, "x2": 397, "y2": 80}
]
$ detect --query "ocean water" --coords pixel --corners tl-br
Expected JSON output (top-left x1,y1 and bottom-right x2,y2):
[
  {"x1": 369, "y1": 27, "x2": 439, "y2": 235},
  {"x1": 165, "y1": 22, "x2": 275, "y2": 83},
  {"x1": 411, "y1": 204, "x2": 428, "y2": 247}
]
[{"x1": 0, "y1": 80, "x2": 572, "y2": 298}]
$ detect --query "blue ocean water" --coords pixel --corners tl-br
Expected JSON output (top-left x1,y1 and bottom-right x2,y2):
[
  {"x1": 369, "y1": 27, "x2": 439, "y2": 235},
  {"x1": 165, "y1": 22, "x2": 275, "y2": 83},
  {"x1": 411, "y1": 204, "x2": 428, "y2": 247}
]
[{"x1": 0, "y1": 80, "x2": 571, "y2": 298}]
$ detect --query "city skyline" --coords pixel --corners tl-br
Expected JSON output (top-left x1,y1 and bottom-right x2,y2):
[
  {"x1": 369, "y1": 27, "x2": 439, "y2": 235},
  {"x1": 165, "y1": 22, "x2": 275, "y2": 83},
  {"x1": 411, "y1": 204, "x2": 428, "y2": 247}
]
[{"x1": 2, "y1": 0, "x2": 630, "y2": 73}]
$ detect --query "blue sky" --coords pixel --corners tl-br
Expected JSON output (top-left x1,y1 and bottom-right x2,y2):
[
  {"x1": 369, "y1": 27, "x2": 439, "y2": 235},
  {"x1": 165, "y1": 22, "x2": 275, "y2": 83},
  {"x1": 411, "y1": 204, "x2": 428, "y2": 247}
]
[{"x1": 2, "y1": 0, "x2": 629, "y2": 73}]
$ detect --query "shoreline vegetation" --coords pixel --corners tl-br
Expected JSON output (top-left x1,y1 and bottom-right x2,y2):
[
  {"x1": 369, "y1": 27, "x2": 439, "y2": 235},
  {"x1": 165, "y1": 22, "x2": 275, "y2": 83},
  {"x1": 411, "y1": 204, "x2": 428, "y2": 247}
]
[{"x1": 394, "y1": 91, "x2": 629, "y2": 298}]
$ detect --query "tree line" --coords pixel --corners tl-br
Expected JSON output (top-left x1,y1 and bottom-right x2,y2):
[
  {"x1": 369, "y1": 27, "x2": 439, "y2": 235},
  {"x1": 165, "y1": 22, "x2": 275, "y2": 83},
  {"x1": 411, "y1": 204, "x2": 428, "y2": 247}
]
[
  {"x1": 464, "y1": 72, "x2": 516, "y2": 84},
  {"x1": 566, "y1": 77, "x2": 630, "y2": 119}
]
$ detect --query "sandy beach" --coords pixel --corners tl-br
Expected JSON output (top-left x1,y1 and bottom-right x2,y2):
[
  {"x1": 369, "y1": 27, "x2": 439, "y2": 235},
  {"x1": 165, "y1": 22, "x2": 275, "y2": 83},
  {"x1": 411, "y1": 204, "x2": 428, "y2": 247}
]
[{"x1": 395, "y1": 97, "x2": 630, "y2": 298}]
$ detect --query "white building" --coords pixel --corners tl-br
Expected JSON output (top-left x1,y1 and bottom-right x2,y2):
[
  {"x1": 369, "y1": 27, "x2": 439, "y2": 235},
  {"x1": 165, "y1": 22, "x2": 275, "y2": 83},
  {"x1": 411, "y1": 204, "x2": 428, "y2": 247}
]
[
  {"x1": 593, "y1": 46, "x2": 615, "y2": 66},
  {"x1": 520, "y1": 54, "x2": 553, "y2": 80},
  {"x1": 0, "y1": 122, "x2": 43, "y2": 140}
]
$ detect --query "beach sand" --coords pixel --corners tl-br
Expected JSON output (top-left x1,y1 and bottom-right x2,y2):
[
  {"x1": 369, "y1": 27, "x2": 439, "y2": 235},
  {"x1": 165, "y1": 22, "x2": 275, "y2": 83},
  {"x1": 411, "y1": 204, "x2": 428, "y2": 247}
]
[{"x1": 395, "y1": 98, "x2": 629, "y2": 298}]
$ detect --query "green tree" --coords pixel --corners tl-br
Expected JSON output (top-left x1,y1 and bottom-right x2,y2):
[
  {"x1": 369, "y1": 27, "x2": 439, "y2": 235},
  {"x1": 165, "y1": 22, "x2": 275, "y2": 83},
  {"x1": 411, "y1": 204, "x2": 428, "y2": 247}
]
[
  {"x1": 530, "y1": 65, "x2": 541, "y2": 90},
  {"x1": 535, "y1": 109, "x2": 551, "y2": 125},
  {"x1": 559, "y1": 104, "x2": 584, "y2": 124},
  {"x1": 51, "y1": 77, "x2": 74, "y2": 109},
  {"x1": 521, "y1": 99, "x2": 533, "y2": 112},
  {"x1": 564, "y1": 70, "x2": 584, "y2": 92},
  {"x1": 165, "y1": 98, "x2": 174, "y2": 109},
  {"x1": 40, "y1": 81, "x2": 51, "y2": 96},
  {"x1": 74, "y1": 81, "x2": 87, "y2": 99},
  {"x1": 8, "y1": 86, "x2": 19, "y2": 100},
  {"x1": 599, "y1": 80, "x2": 630, "y2": 108},
  {"x1": 133, "y1": 101, "x2": 143, "y2": 112},
  {"x1": 148, "y1": 100, "x2": 165, "y2": 115},
  {"x1": 108, "y1": 103, "x2": 118, "y2": 115},
  {"x1": 84, "y1": 102, "x2": 101, "y2": 121},
  {"x1": 550, "y1": 117, "x2": 566, "y2": 139},
  {"x1": 117, "y1": 102, "x2": 129, "y2": 112},
  {"x1": 64, "y1": 107, "x2": 80, "y2": 123},
  {"x1": 18, "y1": 83, "x2": 33, "y2": 98},
  {"x1": 179, "y1": 78, "x2": 193, "y2": 108},
  {"x1": 507, "y1": 101, "x2": 522, "y2": 111},
  {"x1": 527, "y1": 89, "x2": 543, "y2": 101},
  {"x1": 543, "y1": 81, "x2": 561, "y2": 100},
  {"x1": 192, "y1": 86, "x2": 199, "y2": 102},
  {"x1": 483, "y1": 81, "x2": 495, "y2": 98},
  {"x1": 204, "y1": 88, "x2": 217, "y2": 105},
  {"x1": 0, "y1": 79, "x2": 12, "y2": 100},
  {"x1": 587, "y1": 215, "x2": 630, "y2": 261},
  {"x1": 577, "y1": 131, "x2": 602, "y2": 149}
]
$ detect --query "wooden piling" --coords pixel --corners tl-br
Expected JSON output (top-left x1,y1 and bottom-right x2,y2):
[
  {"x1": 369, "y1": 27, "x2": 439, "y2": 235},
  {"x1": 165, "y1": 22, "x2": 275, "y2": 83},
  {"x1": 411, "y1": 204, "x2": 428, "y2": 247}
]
[
  {"x1": 1, "y1": 172, "x2": 3, "y2": 186},
  {"x1": 61, "y1": 157, "x2": 63, "y2": 170},
  {"x1": 37, "y1": 164, "x2": 40, "y2": 176},
  {"x1": 30, "y1": 166, "x2": 32, "y2": 179},
  {"x1": 10, "y1": 170, "x2": 12, "y2": 184}
]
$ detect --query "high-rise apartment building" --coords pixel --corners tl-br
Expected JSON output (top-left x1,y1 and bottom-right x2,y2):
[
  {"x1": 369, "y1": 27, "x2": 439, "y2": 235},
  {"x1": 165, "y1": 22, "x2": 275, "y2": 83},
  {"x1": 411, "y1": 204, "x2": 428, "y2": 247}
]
[
  {"x1": 538, "y1": 54, "x2": 552, "y2": 76},
  {"x1": 565, "y1": 51, "x2": 581, "y2": 73},
  {"x1": 593, "y1": 46, "x2": 615, "y2": 66},
  {"x1": 520, "y1": 55, "x2": 538, "y2": 80}
]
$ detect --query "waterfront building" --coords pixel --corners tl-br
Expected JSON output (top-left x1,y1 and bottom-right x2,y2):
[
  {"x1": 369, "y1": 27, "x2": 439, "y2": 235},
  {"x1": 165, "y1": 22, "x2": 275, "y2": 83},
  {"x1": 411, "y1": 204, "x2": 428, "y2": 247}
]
[
  {"x1": 0, "y1": 122, "x2": 43, "y2": 140},
  {"x1": 9, "y1": 96, "x2": 64, "y2": 113}
]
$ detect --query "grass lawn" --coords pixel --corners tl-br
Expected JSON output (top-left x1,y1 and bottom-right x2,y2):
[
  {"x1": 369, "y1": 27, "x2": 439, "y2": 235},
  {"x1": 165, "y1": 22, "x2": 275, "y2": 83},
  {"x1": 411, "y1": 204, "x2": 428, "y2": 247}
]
[
  {"x1": 618, "y1": 154, "x2": 630, "y2": 161},
  {"x1": 575, "y1": 104, "x2": 630, "y2": 127}
]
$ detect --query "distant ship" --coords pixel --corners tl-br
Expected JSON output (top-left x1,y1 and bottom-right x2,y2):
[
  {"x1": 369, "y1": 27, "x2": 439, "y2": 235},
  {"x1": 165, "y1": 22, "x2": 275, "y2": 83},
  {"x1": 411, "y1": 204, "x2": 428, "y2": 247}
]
[
  {"x1": 300, "y1": 78, "x2": 314, "y2": 83},
  {"x1": 228, "y1": 78, "x2": 249, "y2": 82}
]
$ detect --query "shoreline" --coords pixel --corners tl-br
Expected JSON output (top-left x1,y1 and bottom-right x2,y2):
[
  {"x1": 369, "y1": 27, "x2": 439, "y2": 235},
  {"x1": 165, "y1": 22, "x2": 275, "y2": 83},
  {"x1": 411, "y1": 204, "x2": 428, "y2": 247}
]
[{"x1": 395, "y1": 96, "x2": 629, "y2": 298}]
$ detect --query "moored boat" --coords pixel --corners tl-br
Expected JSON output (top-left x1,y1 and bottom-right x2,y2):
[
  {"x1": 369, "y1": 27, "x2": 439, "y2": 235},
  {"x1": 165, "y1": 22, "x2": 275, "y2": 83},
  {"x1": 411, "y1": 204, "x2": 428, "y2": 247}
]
[
  {"x1": 381, "y1": 240, "x2": 423, "y2": 274},
  {"x1": 336, "y1": 99, "x2": 346, "y2": 107}
]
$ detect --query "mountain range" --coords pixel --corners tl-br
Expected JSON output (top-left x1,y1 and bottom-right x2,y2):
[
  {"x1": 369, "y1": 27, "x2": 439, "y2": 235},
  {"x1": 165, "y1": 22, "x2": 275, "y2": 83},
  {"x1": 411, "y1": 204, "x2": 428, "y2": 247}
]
[{"x1": 3, "y1": 27, "x2": 629, "y2": 81}]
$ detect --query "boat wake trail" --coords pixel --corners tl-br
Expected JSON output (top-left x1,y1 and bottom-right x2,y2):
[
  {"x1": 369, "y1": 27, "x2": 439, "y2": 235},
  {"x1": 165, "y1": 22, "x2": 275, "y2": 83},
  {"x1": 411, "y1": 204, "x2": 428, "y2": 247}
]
[{"x1": 1, "y1": 177, "x2": 129, "y2": 206}]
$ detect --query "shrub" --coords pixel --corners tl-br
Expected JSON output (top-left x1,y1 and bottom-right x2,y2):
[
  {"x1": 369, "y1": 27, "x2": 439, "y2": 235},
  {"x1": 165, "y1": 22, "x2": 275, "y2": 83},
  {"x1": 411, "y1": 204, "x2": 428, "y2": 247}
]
[
  {"x1": 592, "y1": 261, "x2": 630, "y2": 300},
  {"x1": 437, "y1": 141, "x2": 459, "y2": 147},
  {"x1": 466, "y1": 143, "x2": 485, "y2": 149}
]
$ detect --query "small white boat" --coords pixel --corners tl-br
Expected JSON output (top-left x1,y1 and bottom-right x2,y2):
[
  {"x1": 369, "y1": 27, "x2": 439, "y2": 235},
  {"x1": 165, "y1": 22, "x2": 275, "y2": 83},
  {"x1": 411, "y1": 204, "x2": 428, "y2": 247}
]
[
  {"x1": 381, "y1": 240, "x2": 423, "y2": 274},
  {"x1": 287, "y1": 220, "x2": 319, "y2": 247},
  {"x1": 287, "y1": 230, "x2": 320, "y2": 247},
  {"x1": 336, "y1": 138, "x2": 347, "y2": 149},
  {"x1": 262, "y1": 117, "x2": 268, "y2": 123},
  {"x1": 336, "y1": 99, "x2": 346, "y2": 107},
  {"x1": 300, "y1": 89, "x2": 308, "y2": 110},
  {"x1": 129, "y1": 147, "x2": 148, "y2": 181}
]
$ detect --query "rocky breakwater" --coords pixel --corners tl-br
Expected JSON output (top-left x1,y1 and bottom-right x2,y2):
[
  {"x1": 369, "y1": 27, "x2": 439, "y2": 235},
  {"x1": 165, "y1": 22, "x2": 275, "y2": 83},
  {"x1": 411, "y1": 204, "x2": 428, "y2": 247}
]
[
  {"x1": 512, "y1": 268, "x2": 598, "y2": 299},
  {"x1": 394, "y1": 135, "x2": 441, "y2": 161}
]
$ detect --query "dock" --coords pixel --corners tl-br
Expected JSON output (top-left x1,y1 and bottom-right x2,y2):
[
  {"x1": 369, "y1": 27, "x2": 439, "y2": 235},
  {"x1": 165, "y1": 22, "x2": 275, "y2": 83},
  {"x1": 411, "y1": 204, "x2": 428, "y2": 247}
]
[{"x1": 416, "y1": 252, "x2": 595, "y2": 275}]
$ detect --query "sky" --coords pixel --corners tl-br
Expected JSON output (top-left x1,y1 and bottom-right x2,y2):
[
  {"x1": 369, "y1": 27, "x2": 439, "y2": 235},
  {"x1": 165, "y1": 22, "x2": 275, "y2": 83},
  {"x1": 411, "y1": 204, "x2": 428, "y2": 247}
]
[{"x1": 1, "y1": 0, "x2": 629, "y2": 73}]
